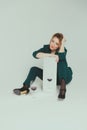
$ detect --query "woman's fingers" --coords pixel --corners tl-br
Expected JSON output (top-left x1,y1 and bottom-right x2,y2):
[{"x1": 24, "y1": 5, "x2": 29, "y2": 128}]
[
  {"x1": 55, "y1": 55, "x2": 59, "y2": 63},
  {"x1": 62, "y1": 37, "x2": 67, "y2": 43}
]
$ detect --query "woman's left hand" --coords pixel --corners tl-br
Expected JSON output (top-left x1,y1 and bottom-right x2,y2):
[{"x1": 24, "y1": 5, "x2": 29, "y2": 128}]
[
  {"x1": 48, "y1": 54, "x2": 59, "y2": 63},
  {"x1": 51, "y1": 54, "x2": 59, "y2": 63},
  {"x1": 62, "y1": 37, "x2": 67, "y2": 44},
  {"x1": 55, "y1": 55, "x2": 59, "y2": 63}
]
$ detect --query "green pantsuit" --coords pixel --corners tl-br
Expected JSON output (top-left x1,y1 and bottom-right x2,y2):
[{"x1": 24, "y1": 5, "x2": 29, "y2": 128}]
[{"x1": 23, "y1": 45, "x2": 73, "y2": 87}]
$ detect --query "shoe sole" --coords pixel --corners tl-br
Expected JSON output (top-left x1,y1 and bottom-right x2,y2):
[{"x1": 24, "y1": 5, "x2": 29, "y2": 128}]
[{"x1": 13, "y1": 89, "x2": 28, "y2": 95}]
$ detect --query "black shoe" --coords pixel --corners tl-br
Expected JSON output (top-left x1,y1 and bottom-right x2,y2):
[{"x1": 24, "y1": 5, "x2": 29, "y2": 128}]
[
  {"x1": 13, "y1": 86, "x2": 30, "y2": 95},
  {"x1": 58, "y1": 89, "x2": 66, "y2": 99}
]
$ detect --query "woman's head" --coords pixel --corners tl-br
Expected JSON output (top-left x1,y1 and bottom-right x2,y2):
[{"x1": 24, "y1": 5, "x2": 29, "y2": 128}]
[{"x1": 50, "y1": 33, "x2": 63, "y2": 51}]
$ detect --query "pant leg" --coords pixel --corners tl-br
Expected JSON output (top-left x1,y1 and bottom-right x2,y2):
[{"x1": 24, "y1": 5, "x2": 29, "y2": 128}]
[
  {"x1": 57, "y1": 62, "x2": 73, "y2": 85},
  {"x1": 23, "y1": 66, "x2": 43, "y2": 88},
  {"x1": 66, "y1": 67, "x2": 73, "y2": 84}
]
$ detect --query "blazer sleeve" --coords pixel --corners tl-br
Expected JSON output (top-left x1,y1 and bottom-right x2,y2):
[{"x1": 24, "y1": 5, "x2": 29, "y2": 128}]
[{"x1": 32, "y1": 45, "x2": 47, "y2": 59}]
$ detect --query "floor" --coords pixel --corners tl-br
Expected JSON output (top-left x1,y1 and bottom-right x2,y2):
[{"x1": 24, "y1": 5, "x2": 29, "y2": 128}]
[{"x1": 0, "y1": 70, "x2": 87, "y2": 130}]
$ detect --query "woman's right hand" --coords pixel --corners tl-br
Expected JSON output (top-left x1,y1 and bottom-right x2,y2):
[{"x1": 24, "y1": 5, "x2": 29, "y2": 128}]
[
  {"x1": 48, "y1": 54, "x2": 59, "y2": 63},
  {"x1": 36, "y1": 52, "x2": 59, "y2": 63}
]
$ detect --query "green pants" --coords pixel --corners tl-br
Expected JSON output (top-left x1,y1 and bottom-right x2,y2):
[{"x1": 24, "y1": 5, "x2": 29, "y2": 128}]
[
  {"x1": 57, "y1": 61, "x2": 73, "y2": 84},
  {"x1": 23, "y1": 65, "x2": 73, "y2": 88}
]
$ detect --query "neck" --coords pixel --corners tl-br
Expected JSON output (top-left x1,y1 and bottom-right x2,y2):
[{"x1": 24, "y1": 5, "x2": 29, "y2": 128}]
[{"x1": 51, "y1": 50, "x2": 56, "y2": 54}]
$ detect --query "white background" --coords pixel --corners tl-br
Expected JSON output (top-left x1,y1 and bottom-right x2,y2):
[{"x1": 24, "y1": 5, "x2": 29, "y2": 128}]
[{"x1": 0, "y1": 0, "x2": 87, "y2": 130}]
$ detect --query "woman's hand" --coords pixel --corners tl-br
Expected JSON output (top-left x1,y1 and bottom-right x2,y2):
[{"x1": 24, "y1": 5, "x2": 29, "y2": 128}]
[
  {"x1": 55, "y1": 55, "x2": 59, "y2": 63},
  {"x1": 48, "y1": 54, "x2": 59, "y2": 63},
  {"x1": 59, "y1": 37, "x2": 66, "y2": 53},
  {"x1": 62, "y1": 37, "x2": 67, "y2": 44},
  {"x1": 36, "y1": 53, "x2": 59, "y2": 63}
]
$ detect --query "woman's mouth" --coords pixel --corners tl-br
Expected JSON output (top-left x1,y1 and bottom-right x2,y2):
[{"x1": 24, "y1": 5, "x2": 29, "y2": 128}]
[{"x1": 50, "y1": 46, "x2": 54, "y2": 50}]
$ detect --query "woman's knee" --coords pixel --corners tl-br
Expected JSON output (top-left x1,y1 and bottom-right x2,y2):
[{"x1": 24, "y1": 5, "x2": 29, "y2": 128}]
[
  {"x1": 66, "y1": 68, "x2": 73, "y2": 84},
  {"x1": 30, "y1": 66, "x2": 39, "y2": 72}
]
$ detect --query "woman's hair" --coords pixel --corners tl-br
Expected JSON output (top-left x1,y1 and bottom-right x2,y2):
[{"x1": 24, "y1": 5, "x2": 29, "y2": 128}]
[{"x1": 52, "y1": 33, "x2": 63, "y2": 43}]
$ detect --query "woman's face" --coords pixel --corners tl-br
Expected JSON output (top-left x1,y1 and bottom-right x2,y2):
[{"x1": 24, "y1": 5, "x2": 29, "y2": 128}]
[{"x1": 50, "y1": 36, "x2": 60, "y2": 51}]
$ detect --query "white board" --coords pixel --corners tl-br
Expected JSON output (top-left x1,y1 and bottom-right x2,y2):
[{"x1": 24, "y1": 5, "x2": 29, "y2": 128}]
[{"x1": 43, "y1": 57, "x2": 57, "y2": 92}]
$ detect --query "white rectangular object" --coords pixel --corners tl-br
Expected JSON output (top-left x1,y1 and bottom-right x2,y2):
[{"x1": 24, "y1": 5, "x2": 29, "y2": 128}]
[{"x1": 43, "y1": 57, "x2": 57, "y2": 92}]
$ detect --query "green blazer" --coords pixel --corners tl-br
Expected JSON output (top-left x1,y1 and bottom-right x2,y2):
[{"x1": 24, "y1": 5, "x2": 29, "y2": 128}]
[
  {"x1": 32, "y1": 44, "x2": 73, "y2": 84},
  {"x1": 33, "y1": 44, "x2": 67, "y2": 62}
]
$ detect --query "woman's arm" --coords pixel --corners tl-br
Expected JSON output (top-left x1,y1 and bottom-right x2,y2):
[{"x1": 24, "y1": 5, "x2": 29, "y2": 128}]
[
  {"x1": 36, "y1": 52, "x2": 59, "y2": 63},
  {"x1": 59, "y1": 38, "x2": 66, "y2": 53},
  {"x1": 36, "y1": 52, "x2": 51, "y2": 58}
]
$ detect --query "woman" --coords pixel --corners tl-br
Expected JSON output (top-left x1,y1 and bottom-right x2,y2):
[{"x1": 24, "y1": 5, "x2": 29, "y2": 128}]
[{"x1": 13, "y1": 33, "x2": 73, "y2": 99}]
